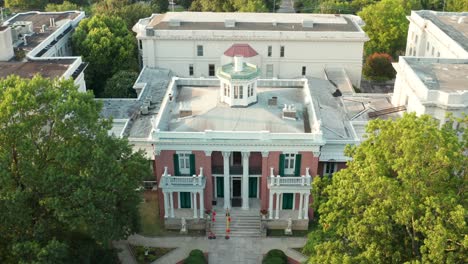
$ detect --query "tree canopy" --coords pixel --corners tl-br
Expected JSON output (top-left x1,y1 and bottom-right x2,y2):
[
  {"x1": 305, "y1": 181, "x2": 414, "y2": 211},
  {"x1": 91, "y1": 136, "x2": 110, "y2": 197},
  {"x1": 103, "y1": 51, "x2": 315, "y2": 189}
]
[
  {"x1": 362, "y1": 52, "x2": 396, "y2": 81},
  {"x1": 0, "y1": 75, "x2": 150, "y2": 263},
  {"x1": 91, "y1": 0, "x2": 154, "y2": 30},
  {"x1": 45, "y1": 1, "x2": 80, "y2": 12},
  {"x1": 358, "y1": 0, "x2": 412, "y2": 58},
  {"x1": 304, "y1": 113, "x2": 467, "y2": 263},
  {"x1": 72, "y1": 15, "x2": 138, "y2": 97},
  {"x1": 189, "y1": 0, "x2": 270, "y2": 12},
  {"x1": 103, "y1": 70, "x2": 138, "y2": 98}
]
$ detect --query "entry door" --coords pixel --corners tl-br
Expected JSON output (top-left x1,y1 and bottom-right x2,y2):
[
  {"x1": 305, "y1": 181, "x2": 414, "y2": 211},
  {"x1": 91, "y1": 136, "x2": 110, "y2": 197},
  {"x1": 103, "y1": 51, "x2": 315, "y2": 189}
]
[
  {"x1": 249, "y1": 178, "x2": 257, "y2": 198},
  {"x1": 282, "y1": 193, "x2": 293, "y2": 209},
  {"x1": 216, "y1": 177, "x2": 224, "y2": 198},
  {"x1": 232, "y1": 178, "x2": 241, "y2": 198},
  {"x1": 180, "y1": 192, "x2": 191, "y2": 208}
]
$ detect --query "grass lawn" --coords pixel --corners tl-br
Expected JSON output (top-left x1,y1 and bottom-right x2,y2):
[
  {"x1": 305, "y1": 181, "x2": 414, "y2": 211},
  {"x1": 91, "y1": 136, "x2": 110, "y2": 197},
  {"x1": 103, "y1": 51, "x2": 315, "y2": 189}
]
[
  {"x1": 130, "y1": 245, "x2": 175, "y2": 264},
  {"x1": 138, "y1": 191, "x2": 205, "y2": 237},
  {"x1": 266, "y1": 219, "x2": 319, "y2": 237}
]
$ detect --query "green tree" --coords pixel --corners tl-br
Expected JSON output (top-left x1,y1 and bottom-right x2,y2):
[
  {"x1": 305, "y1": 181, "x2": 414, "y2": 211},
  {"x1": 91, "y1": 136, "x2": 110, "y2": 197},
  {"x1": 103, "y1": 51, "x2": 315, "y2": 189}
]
[
  {"x1": 304, "y1": 113, "x2": 467, "y2": 263},
  {"x1": 152, "y1": 0, "x2": 169, "y2": 12},
  {"x1": 232, "y1": 0, "x2": 268, "y2": 11},
  {"x1": 446, "y1": 0, "x2": 468, "y2": 11},
  {"x1": 72, "y1": 15, "x2": 138, "y2": 96},
  {"x1": 45, "y1": 1, "x2": 80, "y2": 11},
  {"x1": 103, "y1": 70, "x2": 138, "y2": 98},
  {"x1": 91, "y1": 0, "x2": 153, "y2": 29},
  {"x1": 0, "y1": 75, "x2": 150, "y2": 263},
  {"x1": 358, "y1": 0, "x2": 411, "y2": 57},
  {"x1": 362, "y1": 52, "x2": 396, "y2": 81},
  {"x1": 179, "y1": 0, "x2": 194, "y2": 9},
  {"x1": 5, "y1": 0, "x2": 47, "y2": 11}
]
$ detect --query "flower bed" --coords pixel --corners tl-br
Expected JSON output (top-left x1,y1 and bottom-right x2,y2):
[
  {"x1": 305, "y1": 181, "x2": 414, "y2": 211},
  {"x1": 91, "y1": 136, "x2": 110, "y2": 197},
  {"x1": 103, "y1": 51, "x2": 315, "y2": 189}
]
[{"x1": 130, "y1": 245, "x2": 175, "y2": 264}]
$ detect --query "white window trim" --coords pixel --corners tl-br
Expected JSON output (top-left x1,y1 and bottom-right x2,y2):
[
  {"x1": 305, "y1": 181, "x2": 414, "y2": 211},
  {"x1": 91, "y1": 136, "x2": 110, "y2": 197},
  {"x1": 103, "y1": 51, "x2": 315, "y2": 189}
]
[
  {"x1": 177, "y1": 151, "x2": 191, "y2": 175},
  {"x1": 284, "y1": 153, "x2": 296, "y2": 175},
  {"x1": 324, "y1": 162, "x2": 338, "y2": 176}
]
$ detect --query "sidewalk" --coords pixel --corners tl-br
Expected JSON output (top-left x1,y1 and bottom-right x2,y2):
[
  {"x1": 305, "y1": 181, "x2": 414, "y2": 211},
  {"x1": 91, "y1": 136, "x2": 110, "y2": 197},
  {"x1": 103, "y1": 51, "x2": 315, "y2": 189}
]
[{"x1": 117, "y1": 234, "x2": 308, "y2": 264}]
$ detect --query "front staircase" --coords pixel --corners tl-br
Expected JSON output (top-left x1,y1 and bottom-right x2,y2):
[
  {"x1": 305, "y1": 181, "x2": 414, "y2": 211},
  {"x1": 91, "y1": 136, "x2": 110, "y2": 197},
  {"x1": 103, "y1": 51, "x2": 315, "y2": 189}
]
[{"x1": 209, "y1": 209, "x2": 262, "y2": 237}]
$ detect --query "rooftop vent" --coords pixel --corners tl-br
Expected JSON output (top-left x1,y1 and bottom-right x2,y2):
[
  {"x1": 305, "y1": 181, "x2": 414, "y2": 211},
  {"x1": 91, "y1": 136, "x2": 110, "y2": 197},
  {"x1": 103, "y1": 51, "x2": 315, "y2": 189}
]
[
  {"x1": 458, "y1": 16, "x2": 466, "y2": 24},
  {"x1": 268, "y1": 96, "x2": 278, "y2": 106},
  {"x1": 225, "y1": 19, "x2": 236, "y2": 28},
  {"x1": 49, "y1": 17, "x2": 56, "y2": 27},
  {"x1": 302, "y1": 20, "x2": 314, "y2": 28},
  {"x1": 40, "y1": 24, "x2": 47, "y2": 33},
  {"x1": 146, "y1": 28, "x2": 154, "y2": 36},
  {"x1": 140, "y1": 105, "x2": 149, "y2": 115},
  {"x1": 272, "y1": 20, "x2": 277, "y2": 26},
  {"x1": 282, "y1": 104, "x2": 297, "y2": 120},
  {"x1": 169, "y1": 19, "x2": 181, "y2": 27}
]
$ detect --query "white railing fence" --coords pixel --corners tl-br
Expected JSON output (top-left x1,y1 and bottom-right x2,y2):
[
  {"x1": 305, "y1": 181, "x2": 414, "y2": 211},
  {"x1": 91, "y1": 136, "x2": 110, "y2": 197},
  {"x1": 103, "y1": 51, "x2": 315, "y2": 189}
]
[
  {"x1": 160, "y1": 166, "x2": 205, "y2": 186},
  {"x1": 269, "y1": 167, "x2": 312, "y2": 187}
]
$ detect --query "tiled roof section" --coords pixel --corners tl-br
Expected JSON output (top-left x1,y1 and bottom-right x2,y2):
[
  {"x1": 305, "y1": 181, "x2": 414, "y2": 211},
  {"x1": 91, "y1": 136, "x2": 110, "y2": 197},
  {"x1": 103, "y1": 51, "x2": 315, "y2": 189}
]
[{"x1": 224, "y1": 44, "x2": 258, "y2": 57}]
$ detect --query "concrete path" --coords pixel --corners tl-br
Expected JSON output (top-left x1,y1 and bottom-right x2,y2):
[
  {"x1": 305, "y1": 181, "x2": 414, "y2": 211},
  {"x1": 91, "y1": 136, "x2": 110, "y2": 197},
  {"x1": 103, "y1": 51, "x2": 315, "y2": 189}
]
[
  {"x1": 277, "y1": 0, "x2": 295, "y2": 13},
  {"x1": 118, "y1": 234, "x2": 308, "y2": 264}
]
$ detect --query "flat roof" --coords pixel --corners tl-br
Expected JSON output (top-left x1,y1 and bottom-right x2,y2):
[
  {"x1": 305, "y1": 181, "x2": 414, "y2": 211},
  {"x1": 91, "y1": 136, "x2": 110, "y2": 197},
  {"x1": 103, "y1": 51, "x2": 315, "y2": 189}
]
[
  {"x1": 416, "y1": 10, "x2": 468, "y2": 51},
  {"x1": 404, "y1": 57, "x2": 468, "y2": 92},
  {"x1": 0, "y1": 59, "x2": 75, "y2": 79},
  {"x1": 100, "y1": 67, "x2": 173, "y2": 138},
  {"x1": 6, "y1": 11, "x2": 81, "y2": 52},
  {"x1": 149, "y1": 12, "x2": 360, "y2": 32},
  {"x1": 167, "y1": 86, "x2": 307, "y2": 133}
]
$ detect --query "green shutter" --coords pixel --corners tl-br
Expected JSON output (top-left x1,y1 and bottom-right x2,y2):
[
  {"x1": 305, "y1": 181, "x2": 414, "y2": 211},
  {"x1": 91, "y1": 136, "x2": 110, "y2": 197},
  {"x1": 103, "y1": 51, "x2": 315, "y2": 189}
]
[
  {"x1": 249, "y1": 178, "x2": 257, "y2": 198},
  {"x1": 173, "y1": 154, "x2": 180, "y2": 176},
  {"x1": 189, "y1": 154, "x2": 196, "y2": 176},
  {"x1": 216, "y1": 177, "x2": 224, "y2": 197},
  {"x1": 282, "y1": 193, "x2": 293, "y2": 209},
  {"x1": 279, "y1": 154, "x2": 285, "y2": 176},
  {"x1": 294, "y1": 154, "x2": 302, "y2": 176}
]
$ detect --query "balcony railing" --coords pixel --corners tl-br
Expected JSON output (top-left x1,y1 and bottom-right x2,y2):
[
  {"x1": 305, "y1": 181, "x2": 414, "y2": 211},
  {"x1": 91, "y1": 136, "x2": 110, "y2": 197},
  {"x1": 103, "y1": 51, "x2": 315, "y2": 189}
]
[
  {"x1": 159, "y1": 167, "x2": 206, "y2": 189},
  {"x1": 268, "y1": 167, "x2": 312, "y2": 188},
  {"x1": 212, "y1": 165, "x2": 262, "y2": 175}
]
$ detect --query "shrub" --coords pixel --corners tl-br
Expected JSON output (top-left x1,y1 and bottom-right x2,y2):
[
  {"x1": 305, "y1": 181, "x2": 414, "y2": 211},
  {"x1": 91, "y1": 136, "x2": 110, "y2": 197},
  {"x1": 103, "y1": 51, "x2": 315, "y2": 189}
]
[
  {"x1": 363, "y1": 52, "x2": 396, "y2": 81},
  {"x1": 263, "y1": 249, "x2": 287, "y2": 264},
  {"x1": 189, "y1": 249, "x2": 204, "y2": 258},
  {"x1": 262, "y1": 256, "x2": 287, "y2": 264}
]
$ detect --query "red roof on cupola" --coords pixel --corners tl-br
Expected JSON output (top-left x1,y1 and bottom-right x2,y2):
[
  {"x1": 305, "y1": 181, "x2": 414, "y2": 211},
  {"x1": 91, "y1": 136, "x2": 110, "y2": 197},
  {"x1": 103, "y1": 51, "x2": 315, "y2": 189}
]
[{"x1": 224, "y1": 44, "x2": 258, "y2": 57}]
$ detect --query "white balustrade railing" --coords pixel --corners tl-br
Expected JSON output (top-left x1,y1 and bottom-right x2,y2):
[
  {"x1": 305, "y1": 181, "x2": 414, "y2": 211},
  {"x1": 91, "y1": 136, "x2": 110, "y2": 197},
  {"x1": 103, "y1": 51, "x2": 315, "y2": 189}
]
[
  {"x1": 159, "y1": 166, "x2": 205, "y2": 187},
  {"x1": 268, "y1": 167, "x2": 312, "y2": 187}
]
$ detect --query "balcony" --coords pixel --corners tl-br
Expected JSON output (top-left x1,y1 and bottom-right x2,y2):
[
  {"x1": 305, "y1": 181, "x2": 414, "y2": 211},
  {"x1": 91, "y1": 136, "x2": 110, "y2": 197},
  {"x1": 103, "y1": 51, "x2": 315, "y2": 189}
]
[
  {"x1": 212, "y1": 165, "x2": 262, "y2": 175},
  {"x1": 158, "y1": 167, "x2": 206, "y2": 191},
  {"x1": 267, "y1": 168, "x2": 312, "y2": 191}
]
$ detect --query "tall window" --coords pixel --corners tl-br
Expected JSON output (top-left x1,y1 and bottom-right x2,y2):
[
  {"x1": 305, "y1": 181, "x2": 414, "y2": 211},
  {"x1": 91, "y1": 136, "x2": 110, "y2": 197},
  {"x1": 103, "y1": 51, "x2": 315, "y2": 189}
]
[
  {"x1": 234, "y1": 86, "x2": 239, "y2": 99},
  {"x1": 197, "y1": 45, "x2": 203, "y2": 56},
  {"x1": 302, "y1": 66, "x2": 306, "y2": 76},
  {"x1": 209, "y1": 64, "x2": 215, "y2": 76},
  {"x1": 239, "y1": 85, "x2": 243, "y2": 99},
  {"x1": 189, "y1": 64, "x2": 194, "y2": 76},
  {"x1": 268, "y1": 46, "x2": 272, "y2": 57},
  {"x1": 280, "y1": 46, "x2": 285, "y2": 57},
  {"x1": 284, "y1": 153, "x2": 296, "y2": 175},
  {"x1": 224, "y1": 83, "x2": 227, "y2": 96},
  {"x1": 179, "y1": 153, "x2": 191, "y2": 175},
  {"x1": 248, "y1": 84, "x2": 253, "y2": 97},
  {"x1": 324, "y1": 162, "x2": 337, "y2": 176},
  {"x1": 139, "y1": 40, "x2": 142, "y2": 49}
]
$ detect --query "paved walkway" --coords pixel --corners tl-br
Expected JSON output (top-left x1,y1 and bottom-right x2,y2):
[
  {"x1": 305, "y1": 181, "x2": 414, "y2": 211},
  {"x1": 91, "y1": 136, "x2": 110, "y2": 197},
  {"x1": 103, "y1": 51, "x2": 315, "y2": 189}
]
[{"x1": 116, "y1": 234, "x2": 308, "y2": 264}]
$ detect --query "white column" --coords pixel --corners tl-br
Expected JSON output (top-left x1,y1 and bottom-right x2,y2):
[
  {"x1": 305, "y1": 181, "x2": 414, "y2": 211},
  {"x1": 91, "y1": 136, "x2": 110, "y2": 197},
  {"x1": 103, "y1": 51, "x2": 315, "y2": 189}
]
[
  {"x1": 298, "y1": 193, "x2": 304, "y2": 219},
  {"x1": 242, "y1": 151, "x2": 250, "y2": 210},
  {"x1": 303, "y1": 193, "x2": 310, "y2": 220},
  {"x1": 193, "y1": 192, "x2": 198, "y2": 219},
  {"x1": 169, "y1": 192, "x2": 175, "y2": 218},
  {"x1": 199, "y1": 191, "x2": 204, "y2": 217},
  {"x1": 269, "y1": 192, "x2": 274, "y2": 219},
  {"x1": 163, "y1": 192, "x2": 169, "y2": 218},
  {"x1": 275, "y1": 192, "x2": 280, "y2": 219},
  {"x1": 222, "y1": 151, "x2": 231, "y2": 209}
]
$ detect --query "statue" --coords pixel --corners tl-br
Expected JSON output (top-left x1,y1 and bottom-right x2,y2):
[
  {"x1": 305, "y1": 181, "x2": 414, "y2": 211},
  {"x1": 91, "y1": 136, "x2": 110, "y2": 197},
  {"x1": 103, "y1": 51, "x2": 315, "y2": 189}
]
[
  {"x1": 180, "y1": 217, "x2": 188, "y2": 234},
  {"x1": 285, "y1": 217, "x2": 293, "y2": 235}
]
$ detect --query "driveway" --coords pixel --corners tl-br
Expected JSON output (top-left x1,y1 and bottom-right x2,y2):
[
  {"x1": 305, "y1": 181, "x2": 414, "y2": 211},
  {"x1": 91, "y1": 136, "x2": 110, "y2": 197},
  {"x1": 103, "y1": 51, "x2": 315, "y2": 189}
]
[{"x1": 116, "y1": 234, "x2": 308, "y2": 264}]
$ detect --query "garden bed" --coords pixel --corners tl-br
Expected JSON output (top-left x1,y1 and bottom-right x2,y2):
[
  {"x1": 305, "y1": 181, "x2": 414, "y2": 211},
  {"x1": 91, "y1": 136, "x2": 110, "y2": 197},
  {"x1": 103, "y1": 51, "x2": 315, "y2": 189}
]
[{"x1": 129, "y1": 245, "x2": 175, "y2": 264}]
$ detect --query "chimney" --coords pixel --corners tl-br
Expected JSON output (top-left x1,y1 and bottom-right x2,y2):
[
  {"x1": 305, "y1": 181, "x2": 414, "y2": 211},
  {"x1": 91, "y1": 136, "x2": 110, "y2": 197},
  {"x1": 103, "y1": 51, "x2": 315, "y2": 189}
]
[
  {"x1": 50, "y1": 18, "x2": 53, "y2": 27},
  {"x1": 234, "y1": 56, "x2": 244, "y2": 72},
  {"x1": 41, "y1": 24, "x2": 46, "y2": 33},
  {"x1": 23, "y1": 35, "x2": 27, "y2": 46}
]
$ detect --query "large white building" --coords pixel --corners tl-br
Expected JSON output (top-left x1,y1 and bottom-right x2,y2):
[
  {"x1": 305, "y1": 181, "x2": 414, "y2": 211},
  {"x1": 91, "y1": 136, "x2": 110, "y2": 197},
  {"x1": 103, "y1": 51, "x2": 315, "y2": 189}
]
[
  {"x1": 393, "y1": 10, "x2": 468, "y2": 123},
  {"x1": 405, "y1": 10, "x2": 468, "y2": 59},
  {"x1": 133, "y1": 12, "x2": 369, "y2": 87},
  {"x1": 0, "y1": 11, "x2": 87, "y2": 92}
]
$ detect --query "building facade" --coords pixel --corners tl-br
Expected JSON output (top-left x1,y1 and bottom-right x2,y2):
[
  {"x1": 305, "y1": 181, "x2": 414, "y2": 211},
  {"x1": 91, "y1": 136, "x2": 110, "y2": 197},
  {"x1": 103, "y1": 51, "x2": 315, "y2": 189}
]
[{"x1": 133, "y1": 12, "x2": 368, "y2": 87}]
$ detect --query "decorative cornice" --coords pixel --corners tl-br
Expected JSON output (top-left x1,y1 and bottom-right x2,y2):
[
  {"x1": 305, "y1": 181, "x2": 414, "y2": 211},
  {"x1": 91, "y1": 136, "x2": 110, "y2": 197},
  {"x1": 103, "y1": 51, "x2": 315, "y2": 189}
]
[
  {"x1": 204, "y1": 150, "x2": 212, "y2": 156},
  {"x1": 261, "y1": 151, "x2": 269, "y2": 158}
]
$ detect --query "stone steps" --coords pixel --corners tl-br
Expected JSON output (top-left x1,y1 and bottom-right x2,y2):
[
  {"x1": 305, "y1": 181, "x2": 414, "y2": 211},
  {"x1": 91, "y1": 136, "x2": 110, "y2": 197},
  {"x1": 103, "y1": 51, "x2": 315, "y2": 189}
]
[{"x1": 209, "y1": 210, "x2": 262, "y2": 237}]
